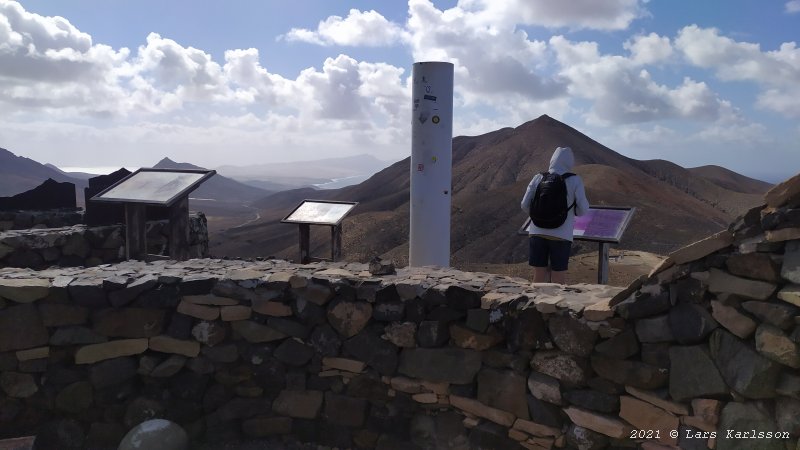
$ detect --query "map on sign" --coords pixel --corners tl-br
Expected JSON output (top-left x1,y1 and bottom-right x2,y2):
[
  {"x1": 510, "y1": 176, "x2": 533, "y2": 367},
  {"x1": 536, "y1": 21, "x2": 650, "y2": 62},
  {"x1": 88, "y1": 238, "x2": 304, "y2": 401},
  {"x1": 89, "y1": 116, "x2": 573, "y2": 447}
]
[
  {"x1": 518, "y1": 206, "x2": 635, "y2": 243},
  {"x1": 92, "y1": 169, "x2": 215, "y2": 206},
  {"x1": 573, "y1": 207, "x2": 635, "y2": 242},
  {"x1": 282, "y1": 200, "x2": 358, "y2": 226}
]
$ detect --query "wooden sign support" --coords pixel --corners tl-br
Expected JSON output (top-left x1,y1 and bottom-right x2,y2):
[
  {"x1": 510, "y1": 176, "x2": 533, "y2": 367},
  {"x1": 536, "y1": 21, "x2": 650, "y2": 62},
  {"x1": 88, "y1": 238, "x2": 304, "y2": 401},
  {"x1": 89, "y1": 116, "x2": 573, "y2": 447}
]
[
  {"x1": 124, "y1": 203, "x2": 147, "y2": 260},
  {"x1": 297, "y1": 223, "x2": 343, "y2": 264},
  {"x1": 283, "y1": 200, "x2": 357, "y2": 265},
  {"x1": 598, "y1": 242, "x2": 610, "y2": 284}
]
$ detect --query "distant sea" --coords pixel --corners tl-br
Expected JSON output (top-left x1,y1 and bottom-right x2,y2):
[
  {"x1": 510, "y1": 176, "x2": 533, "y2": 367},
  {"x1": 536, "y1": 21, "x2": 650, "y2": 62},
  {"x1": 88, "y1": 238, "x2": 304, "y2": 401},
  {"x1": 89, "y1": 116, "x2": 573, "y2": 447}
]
[
  {"x1": 312, "y1": 174, "x2": 371, "y2": 189},
  {"x1": 60, "y1": 166, "x2": 139, "y2": 175}
]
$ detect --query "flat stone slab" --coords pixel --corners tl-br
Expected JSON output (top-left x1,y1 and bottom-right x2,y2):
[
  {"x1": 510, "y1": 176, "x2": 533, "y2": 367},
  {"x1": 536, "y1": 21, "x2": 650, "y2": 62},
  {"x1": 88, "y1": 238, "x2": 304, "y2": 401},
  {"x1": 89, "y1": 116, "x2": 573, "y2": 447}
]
[{"x1": 0, "y1": 278, "x2": 50, "y2": 303}]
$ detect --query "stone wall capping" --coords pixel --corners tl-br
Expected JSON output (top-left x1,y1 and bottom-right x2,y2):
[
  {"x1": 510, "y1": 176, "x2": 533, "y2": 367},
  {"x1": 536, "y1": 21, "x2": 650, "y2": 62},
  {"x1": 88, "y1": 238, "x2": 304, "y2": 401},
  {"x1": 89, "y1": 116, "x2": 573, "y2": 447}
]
[
  {"x1": 177, "y1": 300, "x2": 220, "y2": 321},
  {"x1": 766, "y1": 227, "x2": 800, "y2": 242},
  {"x1": 562, "y1": 406, "x2": 632, "y2": 439},
  {"x1": 15, "y1": 346, "x2": 49, "y2": 361},
  {"x1": 449, "y1": 395, "x2": 516, "y2": 427},
  {"x1": 624, "y1": 385, "x2": 690, "y2": 415},
  {"x1": 182, "y1": 294, "x2": 238, "y2": 306},
  {"x1": 321, "y1": 356, "x2": 366, "y2": 373},
  {"x1": 511, "y1": 418, "x2": 561, "y2": 438},
  {"x1": 0, "y1": 277, "x2": 50, "y2": 303},
  {"x1": 74, "y1": 338, "x2": 148, "y2": 364},
  {"x1": 668, "y1": 230, "x2": 733, "y2": 266},
  {"x1": 777, "y1": 284, "x2": 800, "y2": 306},
  {"x1": 148, "y1": 335, "x2": 200, "y2": 357},
  {"x1": 765, "y1": 172, "x2": 800, "y2": 208}
]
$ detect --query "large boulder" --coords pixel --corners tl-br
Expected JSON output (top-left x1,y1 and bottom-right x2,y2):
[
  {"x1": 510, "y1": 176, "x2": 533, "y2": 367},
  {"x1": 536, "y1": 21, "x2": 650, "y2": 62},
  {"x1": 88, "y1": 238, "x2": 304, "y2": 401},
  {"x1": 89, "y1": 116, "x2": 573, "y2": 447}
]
[{"x1": 118, "y1": 419, "x2": 188, "y2": 450}]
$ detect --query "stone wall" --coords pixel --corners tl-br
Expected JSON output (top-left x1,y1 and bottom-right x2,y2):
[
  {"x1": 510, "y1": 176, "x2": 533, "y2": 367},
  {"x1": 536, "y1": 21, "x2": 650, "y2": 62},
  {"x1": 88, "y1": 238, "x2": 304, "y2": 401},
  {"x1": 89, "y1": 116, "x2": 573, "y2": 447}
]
[
  {"x1": 0, "y1": 213, "x2": 209, "y2": 269},
  {"x1": 0, "y1": 174, "x2": 797, "y2": 450},
  {"x1": 0, "y1": 210, "x2": 83, "y2": 231}
]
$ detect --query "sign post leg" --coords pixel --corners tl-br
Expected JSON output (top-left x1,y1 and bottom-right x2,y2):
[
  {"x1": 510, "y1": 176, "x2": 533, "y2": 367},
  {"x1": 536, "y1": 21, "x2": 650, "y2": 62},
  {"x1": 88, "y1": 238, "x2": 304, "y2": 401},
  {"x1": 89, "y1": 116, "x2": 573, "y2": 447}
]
[
  {"x1": 598, "y1": 242, "x2": 609, "y2": 284},
  {"x1": 299, "y1": 224, "x2": 310, "y2": 264},
  {"x1": 125, "y1": 203, "x2": 147, "y2": 260},
  {"x1": 331, "y1": 224, "x2": 342, "y2": 262},
  {"x1": 169, "y1": 196, "x2": 190, "y2": 261}
]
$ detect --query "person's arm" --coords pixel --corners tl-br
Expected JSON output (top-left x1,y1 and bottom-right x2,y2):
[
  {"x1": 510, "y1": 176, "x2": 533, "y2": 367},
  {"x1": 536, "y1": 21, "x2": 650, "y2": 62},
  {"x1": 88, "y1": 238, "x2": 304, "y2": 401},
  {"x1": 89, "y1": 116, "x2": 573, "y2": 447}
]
[
  {"x1": 521, "y1": 174, "x2": 542, "y2": 212},
  {"x1": 574, "y1": 177, "x2": 590, "y2": 216}
]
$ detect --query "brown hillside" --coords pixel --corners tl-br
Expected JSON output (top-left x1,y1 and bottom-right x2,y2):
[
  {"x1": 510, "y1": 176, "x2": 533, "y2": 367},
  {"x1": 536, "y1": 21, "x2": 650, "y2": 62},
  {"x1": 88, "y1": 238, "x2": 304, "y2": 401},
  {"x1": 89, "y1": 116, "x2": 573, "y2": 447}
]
[
  {"x1": 687, "y1": 164, "x2": 773, "y2": 194},
  {"x1": 210, "y1": 115, "x2": 770, "y2": 264}
]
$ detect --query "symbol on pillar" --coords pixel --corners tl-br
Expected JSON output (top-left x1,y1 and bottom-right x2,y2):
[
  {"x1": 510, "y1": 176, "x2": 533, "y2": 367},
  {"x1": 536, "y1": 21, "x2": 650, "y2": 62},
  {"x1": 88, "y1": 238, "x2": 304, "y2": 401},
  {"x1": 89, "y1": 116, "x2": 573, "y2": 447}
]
[
  {"x1": 418, "y1": 112, "x2": 429, "y2": 124},
  {"x1": 432, "y1": 115, "x2": 440, "y2": 124},
  {"x1": 431, "y1": 156, "x2": 438, "y2": 163},
  {"x1": 417, "y1": 164, "x2": 424, "y2": 172}
]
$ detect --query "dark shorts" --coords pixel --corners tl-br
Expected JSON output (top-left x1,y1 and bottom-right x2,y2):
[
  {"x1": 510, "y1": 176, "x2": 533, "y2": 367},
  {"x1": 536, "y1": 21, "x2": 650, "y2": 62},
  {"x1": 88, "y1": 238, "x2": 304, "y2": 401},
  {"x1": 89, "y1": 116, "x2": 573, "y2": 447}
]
[{"x1": 529, "y1": 236, "x2": 571, "y2": 271}]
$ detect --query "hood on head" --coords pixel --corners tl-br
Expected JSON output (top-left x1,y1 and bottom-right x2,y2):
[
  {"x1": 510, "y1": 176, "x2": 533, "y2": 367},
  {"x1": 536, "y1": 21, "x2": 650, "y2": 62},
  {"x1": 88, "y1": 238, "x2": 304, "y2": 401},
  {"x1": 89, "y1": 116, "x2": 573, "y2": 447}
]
[{"x1": 549, "y1": 146, "x2": 574, "y2": 174}]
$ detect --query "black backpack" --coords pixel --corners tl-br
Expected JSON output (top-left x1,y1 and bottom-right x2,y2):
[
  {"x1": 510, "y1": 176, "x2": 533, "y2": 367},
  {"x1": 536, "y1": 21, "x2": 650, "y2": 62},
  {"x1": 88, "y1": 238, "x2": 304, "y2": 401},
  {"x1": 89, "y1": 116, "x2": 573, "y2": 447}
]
[{"x1": 529, "y1": 172, "x2": 576, "y2": 229}]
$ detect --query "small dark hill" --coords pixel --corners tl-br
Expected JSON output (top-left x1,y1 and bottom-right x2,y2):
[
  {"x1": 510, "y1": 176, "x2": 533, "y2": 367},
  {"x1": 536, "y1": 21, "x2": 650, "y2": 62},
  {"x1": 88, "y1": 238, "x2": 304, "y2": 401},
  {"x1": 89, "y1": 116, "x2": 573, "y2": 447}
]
[{"x1": 0, "y1": 148, "x2": 86, "y2": 201}]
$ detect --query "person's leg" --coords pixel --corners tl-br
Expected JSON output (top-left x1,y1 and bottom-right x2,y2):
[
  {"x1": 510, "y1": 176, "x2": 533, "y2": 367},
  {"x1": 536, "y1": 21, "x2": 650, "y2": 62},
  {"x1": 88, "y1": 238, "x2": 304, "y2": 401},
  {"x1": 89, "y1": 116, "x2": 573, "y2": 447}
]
[
  {"x1": 549, "y1": 239, "x2": 572, "y2": 285},
  {"x1": 550, "y1": 270, "x2": 567, "y2": 284},
  {"x1": 529, "y1": 236, "x2": 550, "y2": 282},
  {"x1": 533, "y1": 267, "x2": 551, "y2": 283}
]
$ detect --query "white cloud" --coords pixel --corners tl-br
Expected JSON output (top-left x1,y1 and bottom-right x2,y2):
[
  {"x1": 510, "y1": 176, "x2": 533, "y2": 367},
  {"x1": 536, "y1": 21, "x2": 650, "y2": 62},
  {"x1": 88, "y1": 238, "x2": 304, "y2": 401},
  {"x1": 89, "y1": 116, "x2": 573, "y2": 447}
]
[
  {"x1": 624, "y1": 32, "x2": 674, "y2": 65},
  {"x1": 675, "y1": 25, "x2": 800, "y2": 116},
  {"x1": 550, "y1": 35, "x2": 725, "y2": 125},
  {"x1": 458, "y1": 0, "x2": 644, "y2": 30},
  {"x1": 786, "y1": 0, "x2": 800, "y2": 13},
  {"x1": 407, "y1": 0, "x2": 566, "y2": 104},
  {"x1": 281, "y1": 9, "x2": 407, "y2": 46}
]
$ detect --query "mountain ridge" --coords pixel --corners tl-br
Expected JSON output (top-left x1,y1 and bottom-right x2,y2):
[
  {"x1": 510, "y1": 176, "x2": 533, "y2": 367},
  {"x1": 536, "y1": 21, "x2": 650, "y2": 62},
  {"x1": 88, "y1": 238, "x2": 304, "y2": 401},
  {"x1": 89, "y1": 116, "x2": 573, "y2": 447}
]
[{"x1": 213, "y1": 115, "x2": 771, "y2": 264}]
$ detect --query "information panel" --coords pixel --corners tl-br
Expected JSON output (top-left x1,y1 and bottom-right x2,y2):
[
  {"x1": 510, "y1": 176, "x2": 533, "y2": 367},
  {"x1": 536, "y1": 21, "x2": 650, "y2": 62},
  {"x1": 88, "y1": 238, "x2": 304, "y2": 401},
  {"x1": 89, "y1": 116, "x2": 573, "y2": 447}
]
[
  {"x1": 518, "y1": 206, "x2": 635, "y2": 243},
  {"x1": 282, "y1": 200, "x2": 358, "y2": 226},
  {"x1": 92, "y1": 168, "x2": 215, "y2": 206}
]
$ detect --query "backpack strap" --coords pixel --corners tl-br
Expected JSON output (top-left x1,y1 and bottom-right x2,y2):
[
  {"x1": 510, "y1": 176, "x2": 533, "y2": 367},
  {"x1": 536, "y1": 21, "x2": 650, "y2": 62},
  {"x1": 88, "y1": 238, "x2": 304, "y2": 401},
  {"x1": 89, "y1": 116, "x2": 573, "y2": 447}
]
[{"x1": 562, "y1": 172, "x2": 577, "y2": 210}]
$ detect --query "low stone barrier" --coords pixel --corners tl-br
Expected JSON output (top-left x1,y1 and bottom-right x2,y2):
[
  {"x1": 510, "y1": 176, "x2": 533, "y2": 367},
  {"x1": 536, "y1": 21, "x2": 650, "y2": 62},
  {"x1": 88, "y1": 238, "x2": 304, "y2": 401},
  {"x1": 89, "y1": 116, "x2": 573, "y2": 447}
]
[
  {"x1": 0, "y1": 174, "x2": 797, "y2": 449},
  {"x1": 0, "y1": 213, "x2": 209, "y2": 269},
  {"x1": 0, "y1": 210, "x2": 83, "y2": 231}
]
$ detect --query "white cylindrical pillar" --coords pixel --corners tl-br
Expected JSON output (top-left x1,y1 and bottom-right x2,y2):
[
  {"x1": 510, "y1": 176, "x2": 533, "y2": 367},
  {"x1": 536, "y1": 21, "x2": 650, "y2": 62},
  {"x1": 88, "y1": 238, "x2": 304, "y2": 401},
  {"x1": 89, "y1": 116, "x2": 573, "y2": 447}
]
[{"x1": 409, "y1": 61, "x2": 454, "y2": 267}]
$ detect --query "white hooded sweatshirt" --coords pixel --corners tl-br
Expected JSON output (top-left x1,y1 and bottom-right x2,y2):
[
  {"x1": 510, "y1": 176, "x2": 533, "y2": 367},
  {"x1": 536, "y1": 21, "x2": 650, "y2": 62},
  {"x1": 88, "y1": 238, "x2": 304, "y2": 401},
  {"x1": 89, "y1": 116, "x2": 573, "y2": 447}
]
[{"x1": 520, "y1": 147, "x2": 589, "y2": 241}]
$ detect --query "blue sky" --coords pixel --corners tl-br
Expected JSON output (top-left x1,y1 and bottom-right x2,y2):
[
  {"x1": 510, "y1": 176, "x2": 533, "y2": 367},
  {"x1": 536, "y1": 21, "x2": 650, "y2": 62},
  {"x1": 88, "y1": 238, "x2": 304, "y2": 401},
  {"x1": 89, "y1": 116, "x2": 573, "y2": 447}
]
[{"x1": 1, "y1": 0, "x2": 798, "y2": 182}]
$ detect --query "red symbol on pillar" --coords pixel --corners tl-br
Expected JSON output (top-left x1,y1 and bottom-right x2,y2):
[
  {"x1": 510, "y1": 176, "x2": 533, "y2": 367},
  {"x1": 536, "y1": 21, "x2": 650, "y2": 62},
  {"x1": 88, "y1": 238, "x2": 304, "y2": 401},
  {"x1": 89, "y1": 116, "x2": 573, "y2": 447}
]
[{"x1": 417, "y1": 164, "x2": 424, "y2": 172}]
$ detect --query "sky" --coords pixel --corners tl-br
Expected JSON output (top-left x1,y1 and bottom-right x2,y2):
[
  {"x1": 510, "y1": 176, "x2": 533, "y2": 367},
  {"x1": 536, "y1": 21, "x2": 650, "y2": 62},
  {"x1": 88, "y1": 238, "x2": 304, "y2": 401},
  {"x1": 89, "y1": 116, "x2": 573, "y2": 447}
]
[{"x1": 0, "y1": 0, "x2": 798, "y2": 182}]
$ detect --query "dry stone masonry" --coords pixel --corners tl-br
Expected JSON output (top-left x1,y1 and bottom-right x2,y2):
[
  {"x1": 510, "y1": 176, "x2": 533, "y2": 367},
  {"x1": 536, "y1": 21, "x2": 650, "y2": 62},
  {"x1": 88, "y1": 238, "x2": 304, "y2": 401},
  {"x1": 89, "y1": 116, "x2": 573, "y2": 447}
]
[
  {"x1": 0, "y1": 173, "x2": 797, "y2": 449},
  {"x1": 0, "y1": 213, "x2": 209, "y2": 269}
]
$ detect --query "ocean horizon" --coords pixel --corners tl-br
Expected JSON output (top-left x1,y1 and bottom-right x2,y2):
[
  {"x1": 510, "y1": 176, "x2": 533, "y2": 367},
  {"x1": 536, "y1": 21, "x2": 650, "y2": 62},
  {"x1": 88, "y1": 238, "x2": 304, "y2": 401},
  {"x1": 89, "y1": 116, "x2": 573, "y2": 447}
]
[{"x1": 60, "y1": 166, "x2": 140, "y2": 175}]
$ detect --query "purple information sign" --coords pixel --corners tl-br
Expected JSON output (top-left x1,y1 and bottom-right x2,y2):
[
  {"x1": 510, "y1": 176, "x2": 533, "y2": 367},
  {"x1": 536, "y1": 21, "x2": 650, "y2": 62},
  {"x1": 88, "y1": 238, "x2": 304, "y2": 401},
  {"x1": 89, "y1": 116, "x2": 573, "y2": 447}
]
[
  {"x1": 518, "y1": 206, "x2": 634, "y2": 243},
  {"x1": 573, "y1": 208, "x2": 631, "y2": 241}
]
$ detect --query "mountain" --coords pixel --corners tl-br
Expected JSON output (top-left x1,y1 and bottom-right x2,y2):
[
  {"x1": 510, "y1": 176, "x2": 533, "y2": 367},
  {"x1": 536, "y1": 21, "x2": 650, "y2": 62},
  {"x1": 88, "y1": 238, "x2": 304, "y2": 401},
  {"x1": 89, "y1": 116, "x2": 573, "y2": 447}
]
[
  {"x1": 687, "y1": 165, "x2": 773, "y2": 194},
  {"x1": 153, "y1": 158, "x2": 271, "y2": 202},
  {"x1": 44, "y1": 163, "x2": 95, "y2": 180},
  {"x1": 216, "y1": 154, "x2": 393, "y2": 190},
  {"x1": 0, "y1": 147, "x2": 87, "y2": 201},
  {"x1": 211, "y1": 115, "x2": 771, "y2": 265}
]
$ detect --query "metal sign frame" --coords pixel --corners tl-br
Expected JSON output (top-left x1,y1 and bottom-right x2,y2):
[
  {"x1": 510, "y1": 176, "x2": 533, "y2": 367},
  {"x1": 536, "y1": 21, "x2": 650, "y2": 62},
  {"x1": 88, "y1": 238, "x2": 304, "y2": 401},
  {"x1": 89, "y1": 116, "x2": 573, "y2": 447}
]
[
  {"x1": 90, "y1": 168, "x2": 216, "y2": 207},
  {"x1": 281, "y1": 200, "x2": 359, "y2": 226},
  {"x1": 281, "y1": 199, "x2": 359, "y2": 264},
  {"x1": 517, "y1": 205, "x2": 636, "y2": 243}
]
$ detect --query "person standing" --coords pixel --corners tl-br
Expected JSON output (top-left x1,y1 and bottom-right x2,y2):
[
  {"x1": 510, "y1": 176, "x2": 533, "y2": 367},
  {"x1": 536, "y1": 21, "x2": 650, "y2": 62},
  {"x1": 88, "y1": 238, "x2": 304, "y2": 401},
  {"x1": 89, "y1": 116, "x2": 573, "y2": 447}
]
[{"x1": 520, "y1": 146, "x2": 589, "y2": 284}]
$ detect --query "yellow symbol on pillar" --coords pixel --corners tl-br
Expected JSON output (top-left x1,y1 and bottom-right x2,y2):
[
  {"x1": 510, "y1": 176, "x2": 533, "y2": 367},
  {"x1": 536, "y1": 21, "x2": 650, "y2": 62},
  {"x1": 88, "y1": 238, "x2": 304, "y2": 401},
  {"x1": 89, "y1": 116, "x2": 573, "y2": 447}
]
[
  {"x1": 431, "y1": 156, "x2": 438, "y2": 163},
  {"x1": 432, "y1": 115, "x2": 440, "y2": 124}
]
